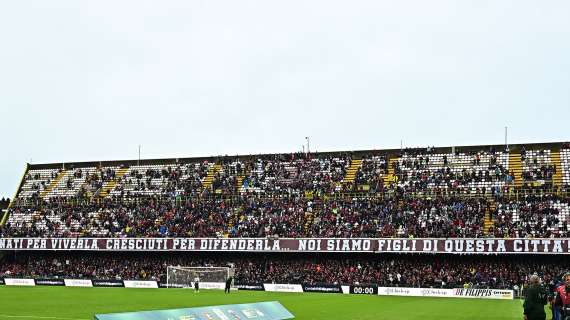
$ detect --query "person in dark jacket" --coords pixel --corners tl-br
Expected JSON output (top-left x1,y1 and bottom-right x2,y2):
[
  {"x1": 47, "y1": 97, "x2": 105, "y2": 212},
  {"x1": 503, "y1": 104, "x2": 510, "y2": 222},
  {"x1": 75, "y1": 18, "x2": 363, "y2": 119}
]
[
  {"x1": 555, "y1": 273, "x2": 570, "y2": 320},
  {"x1": 524, "y1": 275, "x2": 547, "y2": 320},
  {"x1": 225, "y1": 276, "x2": 233, "y2": 294}
]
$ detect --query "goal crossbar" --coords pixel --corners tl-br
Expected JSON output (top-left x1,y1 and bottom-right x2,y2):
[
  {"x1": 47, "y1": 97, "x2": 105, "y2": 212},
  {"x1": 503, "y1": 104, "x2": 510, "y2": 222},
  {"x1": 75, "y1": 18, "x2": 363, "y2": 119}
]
[{"x1": 166, "y1": 266, "x2": 234, "y2": 289}]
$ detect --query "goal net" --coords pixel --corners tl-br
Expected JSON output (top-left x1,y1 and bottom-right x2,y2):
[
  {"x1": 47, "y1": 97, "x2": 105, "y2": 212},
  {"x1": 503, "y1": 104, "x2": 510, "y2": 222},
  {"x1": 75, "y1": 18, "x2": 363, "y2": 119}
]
[{"x1": 166, "y1": 266, "x2": 234, "y2": 289}]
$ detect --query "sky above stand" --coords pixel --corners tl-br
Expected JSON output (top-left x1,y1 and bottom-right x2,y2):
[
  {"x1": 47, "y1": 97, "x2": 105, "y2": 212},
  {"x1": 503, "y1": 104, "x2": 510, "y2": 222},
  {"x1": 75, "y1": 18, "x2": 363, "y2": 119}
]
[{"x1": 1, "y1": 0, "x2": 569, "y2": 197}]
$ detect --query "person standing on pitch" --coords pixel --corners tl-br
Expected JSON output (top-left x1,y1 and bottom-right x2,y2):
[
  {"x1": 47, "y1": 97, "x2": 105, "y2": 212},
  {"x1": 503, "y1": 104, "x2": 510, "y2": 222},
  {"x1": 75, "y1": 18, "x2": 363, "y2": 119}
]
[
  {"x1": 194, "y1": 276, "x2": 200, "y2": 293},
  {"x1": 524, "y1": 274, "x2": 547, "y2": 320},
  {"x1": 225, "y1": 276, "x2": 233, "y2": 294}
]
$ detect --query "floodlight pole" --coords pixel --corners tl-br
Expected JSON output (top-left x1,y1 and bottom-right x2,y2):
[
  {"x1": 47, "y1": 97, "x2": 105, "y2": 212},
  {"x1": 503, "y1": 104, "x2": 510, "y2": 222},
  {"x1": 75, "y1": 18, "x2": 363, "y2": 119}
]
[{"x1": 505, "y1": 127, "x2": 508, "y2": 151}]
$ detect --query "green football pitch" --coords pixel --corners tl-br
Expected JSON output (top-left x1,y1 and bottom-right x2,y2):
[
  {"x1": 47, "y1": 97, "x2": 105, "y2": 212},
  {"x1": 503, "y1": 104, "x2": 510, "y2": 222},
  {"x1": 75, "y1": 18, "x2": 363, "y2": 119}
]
[{"x1": 0, "y1": 286, "x2": 525, "y2": 320}]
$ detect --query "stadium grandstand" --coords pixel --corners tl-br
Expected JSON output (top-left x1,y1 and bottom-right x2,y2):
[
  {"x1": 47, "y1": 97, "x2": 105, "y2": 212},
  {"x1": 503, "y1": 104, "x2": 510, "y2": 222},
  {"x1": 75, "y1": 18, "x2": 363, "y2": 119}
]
[
  {"x1": 3, "y1": 0, "x2": 570, "y2": 318},
  {"x1": 1, "y1": 141, "x2": 570, "y2": 296},
  {"x1": 1, "y1": 142, "x2": 569, "y2": 239}
]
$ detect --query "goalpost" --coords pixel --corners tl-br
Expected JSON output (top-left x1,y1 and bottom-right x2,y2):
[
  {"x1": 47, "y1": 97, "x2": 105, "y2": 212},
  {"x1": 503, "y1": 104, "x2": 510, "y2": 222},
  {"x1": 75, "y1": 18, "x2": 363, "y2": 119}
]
[{"x1": 166, "y1": 266, "x2": 234, "y2": 289}]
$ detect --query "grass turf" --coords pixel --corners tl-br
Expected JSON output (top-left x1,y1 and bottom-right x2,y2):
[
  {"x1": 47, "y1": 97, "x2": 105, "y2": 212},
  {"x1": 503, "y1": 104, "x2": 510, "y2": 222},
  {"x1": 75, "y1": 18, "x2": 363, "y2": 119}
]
[{"x1": 0, "y1": 286, "x2": 523, "y2": 320}]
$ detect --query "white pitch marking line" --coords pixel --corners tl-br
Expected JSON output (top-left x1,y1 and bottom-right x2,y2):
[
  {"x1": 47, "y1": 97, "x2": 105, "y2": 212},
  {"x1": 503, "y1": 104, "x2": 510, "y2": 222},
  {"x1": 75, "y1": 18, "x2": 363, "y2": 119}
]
[{"x1": 0, "y1": 314, "x2": 89, "y2": 320}]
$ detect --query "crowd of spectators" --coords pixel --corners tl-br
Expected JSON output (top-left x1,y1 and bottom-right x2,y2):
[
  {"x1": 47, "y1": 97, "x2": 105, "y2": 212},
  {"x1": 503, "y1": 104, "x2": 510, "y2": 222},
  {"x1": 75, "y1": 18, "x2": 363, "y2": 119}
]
[
  {"x1": 236, "y1": 155, "x2": 350, "y2": 196},
  {"x1": 391, "y1": 150, "x2": 511, "y2": 195},
  {"x1": 491, "y1": 194, "x2": 570, "y2": 238},
  {"x1": 1, "y1": 196, "x2": 496, "y2": 238},
  {"x1": 352, "y1": 155, "x2": 387, "y2": 192},
  {"x1": 2, "y1": 147, "x2": 569, "y2": 297},
  {"x1": 2, "y1": 194, "x2": 570, "y2": 238},
  {"x1": 4, "y1": 145, "x2": 570, "y2": 239},
  {"x1": 520, "y1": 148, "x2": 557, "y2": 185},
  {"x1": 1, "y1": 252, "x2": 567, "y2": 291}
]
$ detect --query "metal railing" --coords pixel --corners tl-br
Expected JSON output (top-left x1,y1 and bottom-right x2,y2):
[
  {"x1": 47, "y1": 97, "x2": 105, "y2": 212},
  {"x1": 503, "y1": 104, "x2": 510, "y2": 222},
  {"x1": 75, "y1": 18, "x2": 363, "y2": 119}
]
[{"x1": 7, "y1": 185, "x2": 570, "y2": 208}]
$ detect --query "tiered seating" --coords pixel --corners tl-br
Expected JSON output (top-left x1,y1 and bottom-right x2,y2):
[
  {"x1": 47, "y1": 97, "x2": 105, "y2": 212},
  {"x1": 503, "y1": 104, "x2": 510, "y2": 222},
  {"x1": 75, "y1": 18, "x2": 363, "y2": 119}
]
[
  {"x1": 353, "y1": 155, "x2": 387, "y2": 192},
  {"x1": 44, "y1": 170, "x2": 74, "y2": 198},
  {"x1": 391, "y1": 150, "x2": 510, "y2": 193},
  {"x1": 15, "y1": 167, "x2": 135, "y2": 200},
  {"x1": 17, "y1": 168, "x2": 61, "y2": 199},
  {"x1": 561, "y1": 148, "x2": 570, "y2": 188},
  {"x1": 46, "y1": 167, "x2": 107, "y2": 198},
  {"x1": 239, "y1": 156, "x2": 350, "y2": 195},
  {"x1": 211, "y1": 160, "x2": 244, "y2": 194},
  {"x1": 520, "y1": 148, "x2": 555, "y2": 186},
  {"x1": 4, "y1": 143, "x2": 570, "y2": 239},
  {"x1": 493, "y1": 197, "x2": 570, "y2": 237},
  {"x1": 108, "y1": 162, "x2": 212, "y2": 197},
  {"x1": 18, "y1": 169, "x2": 69, "y2": 198},
  {"x1": 3, "y1": 196, "x2": 491, "y2": 238},
  {"x1": 4, "y1": 205, "x2": 91, "y2": 237}
]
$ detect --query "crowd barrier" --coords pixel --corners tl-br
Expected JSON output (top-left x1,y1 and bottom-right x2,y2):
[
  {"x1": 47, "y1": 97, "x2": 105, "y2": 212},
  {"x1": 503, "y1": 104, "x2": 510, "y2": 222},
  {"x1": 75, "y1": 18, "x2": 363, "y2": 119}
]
[{"x1": 0, "y1": 278, "x2": 513, "y2": 300}]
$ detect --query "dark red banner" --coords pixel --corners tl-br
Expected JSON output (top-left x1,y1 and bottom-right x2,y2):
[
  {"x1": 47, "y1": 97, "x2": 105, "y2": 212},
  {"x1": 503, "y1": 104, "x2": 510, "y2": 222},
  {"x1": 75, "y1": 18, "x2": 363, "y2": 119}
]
[{"x1": 1, "y1": 238, "x2": 570, "y2": 254}]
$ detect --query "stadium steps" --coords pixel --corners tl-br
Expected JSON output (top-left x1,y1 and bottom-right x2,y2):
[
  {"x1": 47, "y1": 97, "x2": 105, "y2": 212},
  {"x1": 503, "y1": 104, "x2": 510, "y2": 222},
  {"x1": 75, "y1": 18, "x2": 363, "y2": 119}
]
[
  {"x1": 508, "y1": 153, "x2": 523, "y2": 188},
  {"x1": 342, "y1": 159, "x2": 362, "y2": 184},
  {"x1": 202, "y1": 164, "x2": 222, "y2": 189},
  {"x1": 98, "y1": 167, "x2": 129, "y2": 198},
  {"x1": 0, "y1": 209, "x2": 8, "y2": 226},
  {"x1": 483, "y1": 201, "x2": 496, "y2": 236},
  {"x1": 551, "y1": 151, "x2": 563, "y2": 187},
  {"x1": 304, "y1": 211, "x2": 314, "y2": 234},
  {"x1": 304, "y1": 200, "x2": 320, "y2": 234},
  {"x1": 384, "y1": 157, "x2": 399, "y2": 187},
  {"x1": 40, "y1": 170, "x2": 68, "y2": 199},
  {"x1": 236, "y1": 175, "x2": 245, "y2": 192}
]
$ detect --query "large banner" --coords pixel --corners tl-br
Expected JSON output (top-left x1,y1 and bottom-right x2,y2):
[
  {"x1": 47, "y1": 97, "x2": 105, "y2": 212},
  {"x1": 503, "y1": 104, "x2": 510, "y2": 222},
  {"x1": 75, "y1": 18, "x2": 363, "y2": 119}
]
[
  {"x1": 95, "y1": 301, "x2": 294, "y2": 320},
  {"x1": 1, "y1": 237, "x2": 570, "y2": 254},
  {"x1": 0, "y1": 276, "x2": 515, "y2": 300}
]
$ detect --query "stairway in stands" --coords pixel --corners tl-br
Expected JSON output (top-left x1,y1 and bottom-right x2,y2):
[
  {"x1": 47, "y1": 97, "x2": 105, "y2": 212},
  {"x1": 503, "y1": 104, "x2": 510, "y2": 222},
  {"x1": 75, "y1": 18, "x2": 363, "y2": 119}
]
[
  {"x1": 40, "y1": 170, "x2": 68, "y2": 199},
  {"x1": 483, "y1": 200, "x2": 496, "y2": 236},
  {"x1": 508, "y1": 152, "x2": 523, "y2": 188},
  {"x1": 343, "y1": 159, "x2": 362, "y2": 184},
  {"x1": 98, "y1": 167, "x2": 129, "y2": 198},
  {"x1": 551, "y1": 150, "x2": 563, "y2": 188},
  {"x1": 236, "y1": 175, "x2": 245, "y2": 192},
  {"x1": 304, "y1": 200, "x2": 320, "y2": 235},
  {"x1": 202, "y1": 164, "x2": 222, "y2": 189},
  {"x1": 384, "y1": 156, "x2": 398, "y2": 187},
  {"x1": 0, "y1": 209, "x2": 8, "y2": 226}
]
